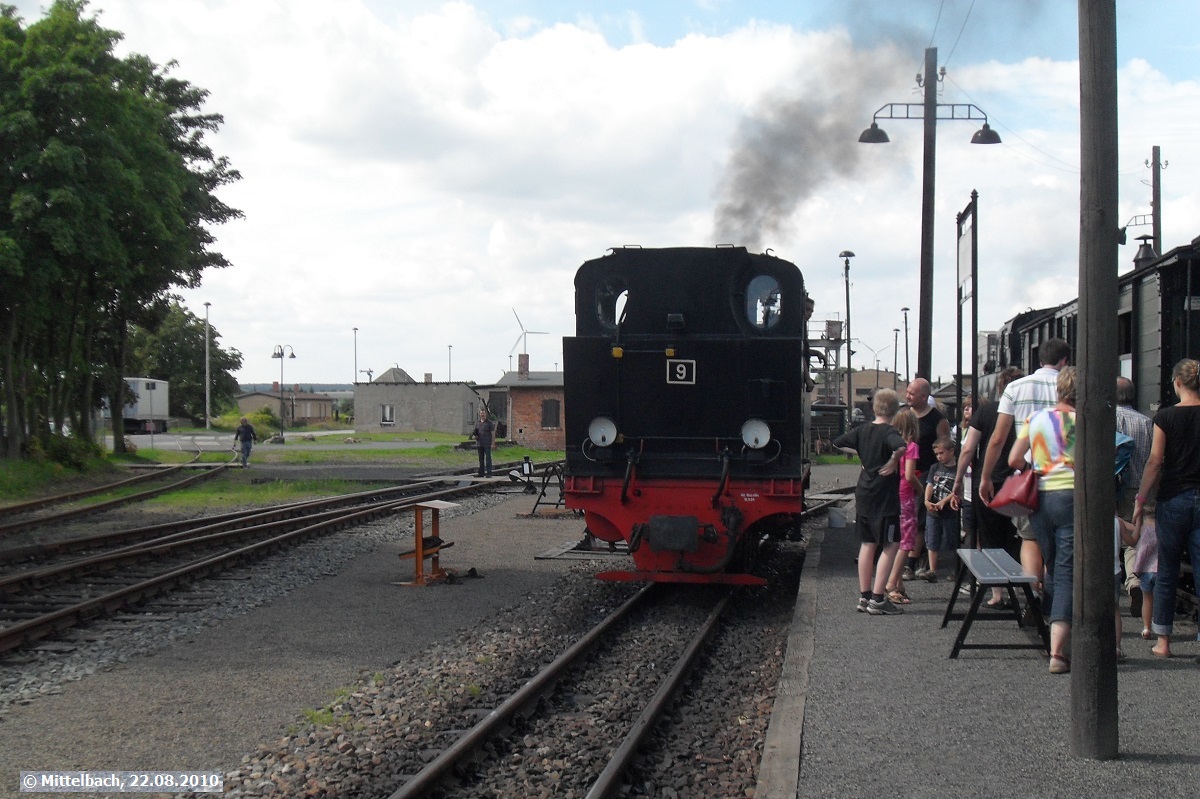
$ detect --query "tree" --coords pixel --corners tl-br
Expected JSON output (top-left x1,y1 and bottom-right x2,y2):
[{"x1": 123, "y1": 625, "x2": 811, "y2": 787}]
[
  {"x1": 127, "y1": 303, "x2": 242, "y2": 421},
  {"x1": 0, "y1": 1, "x2": 240, "y2": 459}
]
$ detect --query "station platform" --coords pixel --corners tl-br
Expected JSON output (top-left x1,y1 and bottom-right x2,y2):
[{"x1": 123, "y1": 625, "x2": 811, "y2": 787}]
[{"x1": 765, "y1": 499, "x2": 1200, "y2": 797}]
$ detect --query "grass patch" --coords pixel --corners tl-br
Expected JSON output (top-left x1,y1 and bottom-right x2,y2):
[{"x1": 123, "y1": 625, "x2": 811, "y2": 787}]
[
  {"x1": 301, "y1": 708, "x2": 335, "y2": 727},
  {"x1": 0, "y1": 457, "x2": 121, "y2": 502},
  {"x1": 142, "y1": 477, "x2": 393, "y2": 509},
  {"x1": 814, "y1": 453, "x2": 860, "y2": 465}
]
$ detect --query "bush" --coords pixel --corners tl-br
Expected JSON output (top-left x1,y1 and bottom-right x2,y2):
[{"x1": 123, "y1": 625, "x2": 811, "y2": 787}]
[{"x1": 24, "y1": 434, "x2": 103, "y2": 470}]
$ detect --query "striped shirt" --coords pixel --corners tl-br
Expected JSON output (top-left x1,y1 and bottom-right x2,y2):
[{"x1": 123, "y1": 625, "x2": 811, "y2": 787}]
[
  {"x1": 997, "y1": 366, "x2": 1060, "y2": 435},
  {"x1": 1115, "y1": 404, "x2": 1153, "y2": 491}
]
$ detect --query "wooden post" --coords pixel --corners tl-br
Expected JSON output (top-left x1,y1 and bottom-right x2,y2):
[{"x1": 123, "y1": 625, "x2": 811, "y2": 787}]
[{"x1": 1073, "y1": 0, "x2": 1119, "y2": 759}]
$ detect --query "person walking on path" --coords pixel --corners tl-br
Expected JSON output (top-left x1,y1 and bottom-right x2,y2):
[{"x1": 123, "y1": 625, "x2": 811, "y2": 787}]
[
  {"x1": 1115, "y1": 376, "x2": 1154, "y2": 617},
  {"x1": 833, "y1": 389, "x2": 908, "y2": 616},
  {"x1": 1008, "y1": 366, "x2": 1077, "y2": 674},
  {"x1": 1132, "y1": 358, "x2": 1200, "y2": 658},
  {"x1": 979, "y1": 337, "x2": 1071, "y2": 592},
  {"x1": 233, "y1": 416, "x2": 257, "y2": 468},
  {"x1": 472, "y1": 408, "x2": 497, "y2": 477}
]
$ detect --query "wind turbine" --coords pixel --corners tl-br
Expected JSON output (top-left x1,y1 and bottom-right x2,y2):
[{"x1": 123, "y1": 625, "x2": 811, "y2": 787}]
[{"x1": 510, "y1": 308, "x2": 547, "y2": 357}]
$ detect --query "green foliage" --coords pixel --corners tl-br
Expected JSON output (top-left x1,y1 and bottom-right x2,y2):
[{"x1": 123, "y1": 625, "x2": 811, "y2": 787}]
[
  {"x1": 0, "y1": 449, "x2": 120, "y2": 500},
  {"x1": 301, "y1": 708, "x2": 334, "y2": 727},
  {"x1": 0, "y1": 0, "x2": 241, "y2": 459},
  {"x1": 127, "y1": 303, "x2": 243, "y2": 420},
  {"x1": 216, "y1": 407, "x2": 276, "y2": 434}
]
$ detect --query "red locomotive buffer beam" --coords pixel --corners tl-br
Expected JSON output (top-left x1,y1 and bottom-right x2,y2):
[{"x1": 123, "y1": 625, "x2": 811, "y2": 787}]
[{"x1": 565, "y1": 476, "x2": 802, "y2": 586}]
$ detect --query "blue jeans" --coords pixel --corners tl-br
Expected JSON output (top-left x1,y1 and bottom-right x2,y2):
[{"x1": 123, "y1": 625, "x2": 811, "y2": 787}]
[
  {"x1": 924, "y1": 510, "x2": 959, "y2": 553},
  {"x1": 477, "y1": 445, "x2": 493, "y2": 477},
  {"x1": 1030, "y1": 488, "x2": 1074, "y2": 623},
  {"x1": 238, "y1": 440, "x2": 252, "y2": 466},
  {"x1": 1151, "y1": 488, "x2": 1200, "y2": 636}
]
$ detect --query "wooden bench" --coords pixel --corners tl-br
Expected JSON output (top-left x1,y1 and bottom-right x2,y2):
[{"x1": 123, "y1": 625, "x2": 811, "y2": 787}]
[
  {"x1": 941, "y1": 548, "x2": 1050, "y2": 659},
  {"x1": 396, "y1": 500, "x2": 459, "y2": 586}
]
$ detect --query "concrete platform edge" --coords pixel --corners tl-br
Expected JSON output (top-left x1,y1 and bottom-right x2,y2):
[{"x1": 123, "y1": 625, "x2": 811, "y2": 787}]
[{"x1": 755, "y1": 527, "x2": 823, "y2": 799}]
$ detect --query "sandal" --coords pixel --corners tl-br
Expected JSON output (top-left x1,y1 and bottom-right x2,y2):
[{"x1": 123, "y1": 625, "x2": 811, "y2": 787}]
[
  {"x1": 1049, "y1": 655, "x2": 1071, "y2": 674},
  {"x1": 985, "y1": 598, "x2": 1009, "y2": 610},
  {"x1": 886, "y1": 589, "x2": 912, "y2": 605}
]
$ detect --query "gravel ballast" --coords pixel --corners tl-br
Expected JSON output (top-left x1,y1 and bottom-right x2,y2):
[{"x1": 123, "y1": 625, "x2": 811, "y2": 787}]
[{"x1": 0, "y1": 488, "x2": 592, "y2": 798}]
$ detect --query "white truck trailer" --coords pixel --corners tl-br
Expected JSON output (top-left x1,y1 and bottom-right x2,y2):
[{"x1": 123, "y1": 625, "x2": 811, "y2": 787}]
[{"x1": 102, "y1": 377, "x2": 171, "y2": 433}]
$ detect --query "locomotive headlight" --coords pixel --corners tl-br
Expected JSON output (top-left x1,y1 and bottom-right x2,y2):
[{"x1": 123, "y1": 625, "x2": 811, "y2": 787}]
[
  {"x1": 588, "y1": 416, "x2": 618, "y2": 447},
  {"x1": 741, "y1": 419, "x2": 771, "y2": 449}
]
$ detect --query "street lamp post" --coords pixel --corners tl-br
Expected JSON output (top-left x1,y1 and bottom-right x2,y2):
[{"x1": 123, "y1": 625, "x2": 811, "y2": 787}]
[
  {"x1": 353, "y1": 327, "x2": 358, "y2": 385},
  {"x1": 859, "y1": 47, "x2": 1001, "y2": 380},
  {"x1": 448, "y1": 345, "x2": 453, "y2": 382},
  {"x1": 893, "y1": 328, "x2": 900, "y2": 391},
  {"x1": 271, "y1": 344, "x2": 296, "y2": 439},
  {"x1": 901, "y1": 306, "x2": 911, "y2": 382},
  {"x1": 203, "y1": 302, "x2": 211, "y2": 430},
  {"x1": 840, "y1": 250, "x2": 854, "y2": 427}
]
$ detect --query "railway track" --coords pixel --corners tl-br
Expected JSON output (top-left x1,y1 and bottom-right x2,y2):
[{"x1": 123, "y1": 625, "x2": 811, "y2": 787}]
[
  {"x1": 0, "y1": 453, "x2": 206, "y2": 520},
  {"x1": 0, "y1": 481, "x2": 489, "y2": 655},
  {"x1": 386, "y1": 582, "x2": 735, "y2": 799},
  {"x1": 0, "y1": 455, "x2": 236, "y2": 538}
]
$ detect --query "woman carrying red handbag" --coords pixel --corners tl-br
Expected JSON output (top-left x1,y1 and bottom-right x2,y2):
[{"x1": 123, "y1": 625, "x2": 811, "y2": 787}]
[{"x1": 1007, "y1": 367, "x2": 1077, "y2": 675}]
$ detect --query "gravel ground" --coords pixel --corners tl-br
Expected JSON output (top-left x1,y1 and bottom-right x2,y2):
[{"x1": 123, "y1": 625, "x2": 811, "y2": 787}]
[
  {"x1": 0, "y1": 465, "x2": 859, "y2": 799},
  {"x1": 0, "y1": 485, "x2": 590, "y2": 799}
]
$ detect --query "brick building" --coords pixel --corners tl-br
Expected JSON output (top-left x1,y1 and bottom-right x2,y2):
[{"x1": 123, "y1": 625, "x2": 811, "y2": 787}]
[{"x1": 496, "y1": 354, "x2": 565, "y2": 450}]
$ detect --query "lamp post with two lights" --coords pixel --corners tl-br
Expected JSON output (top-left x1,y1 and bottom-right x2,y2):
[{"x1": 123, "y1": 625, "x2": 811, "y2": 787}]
[
  {"x1": 859, "y1": 46, "x2": 1001, "y2": 381},
  {"x1": 271, "y1": 345, "x2": 296, "y2": 439}
]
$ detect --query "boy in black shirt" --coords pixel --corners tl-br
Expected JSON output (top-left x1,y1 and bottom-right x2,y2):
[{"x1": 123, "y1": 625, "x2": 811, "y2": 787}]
[{"x1": 833, "y1": 389, "x2": 908, "y2": 615}]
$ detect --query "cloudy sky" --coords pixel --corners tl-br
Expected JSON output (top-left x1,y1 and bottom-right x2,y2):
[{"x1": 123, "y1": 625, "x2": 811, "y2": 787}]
[{"x1": 13, "y1": 0, "x2": 1200, "y2": 388}]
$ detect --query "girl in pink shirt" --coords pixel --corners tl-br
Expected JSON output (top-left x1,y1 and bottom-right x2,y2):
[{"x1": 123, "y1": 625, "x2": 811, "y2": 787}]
[{"x1": 886, "y1": 408, "x2": 923, "y2": 604}]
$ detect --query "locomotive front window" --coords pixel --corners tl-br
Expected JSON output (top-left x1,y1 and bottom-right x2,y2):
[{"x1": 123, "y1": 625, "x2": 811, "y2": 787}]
[
  {"x1": 746, "y1": 275, "x2": 782, "y2": 330},
  {"x1": 596, "y1": 277, "x2": 629, "y2": 330}
]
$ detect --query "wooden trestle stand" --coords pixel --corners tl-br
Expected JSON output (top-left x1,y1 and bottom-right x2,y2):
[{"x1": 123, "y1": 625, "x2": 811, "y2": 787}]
[{"x1": 397, "y1": 500, "x2": 459, "y2": 586}]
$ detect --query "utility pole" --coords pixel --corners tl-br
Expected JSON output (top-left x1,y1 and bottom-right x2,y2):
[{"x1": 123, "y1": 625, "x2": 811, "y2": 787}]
[
  {"x1": 1149, "y1": 144, "x2": 1164, "y2": 256},
  {"x1": 1074, "y1": 0, "x2": 1119, "y2": 760},
  {"x1": 917, "y1": 47, "x2": 937, "y2": 381}
]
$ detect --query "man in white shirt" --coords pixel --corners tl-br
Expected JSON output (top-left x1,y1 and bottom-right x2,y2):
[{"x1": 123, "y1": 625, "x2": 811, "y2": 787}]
[{"x1": 978, "y1": 337, "x2": 1071, "y2": 588}]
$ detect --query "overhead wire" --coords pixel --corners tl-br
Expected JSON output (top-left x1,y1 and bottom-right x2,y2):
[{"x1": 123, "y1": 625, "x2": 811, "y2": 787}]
[
  {"x1": 942, "y1": 0, "x2": 977, "y2": 70},
  {"x1": 944, "y1": 75, "x2": 1161, "y2": 178}
]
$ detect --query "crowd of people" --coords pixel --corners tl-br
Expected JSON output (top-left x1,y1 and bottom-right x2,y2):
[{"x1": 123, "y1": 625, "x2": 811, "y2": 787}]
[{"x1": 833, "y1": 337, "x2": 1200, "y2": 672}]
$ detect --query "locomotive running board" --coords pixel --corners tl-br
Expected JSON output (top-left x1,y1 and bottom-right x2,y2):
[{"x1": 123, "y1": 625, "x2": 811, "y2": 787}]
[{"x1": 596, "y1": 570, "x2": 767, "y2": 586}]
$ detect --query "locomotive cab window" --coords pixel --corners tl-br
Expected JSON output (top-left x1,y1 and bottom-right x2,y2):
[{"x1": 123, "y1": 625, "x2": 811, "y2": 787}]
[
  {"x1": 596, "y1": 276, "x2": 629, "y2": 330},
  {"x1": 746, "y1": 275, "x2": 782, "y2": 330}
]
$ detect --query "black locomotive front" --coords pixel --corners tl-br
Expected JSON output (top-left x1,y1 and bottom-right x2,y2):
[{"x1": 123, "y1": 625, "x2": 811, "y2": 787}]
[{"x1": 562, "y1": 246, "x2": 809, "y2": 583}]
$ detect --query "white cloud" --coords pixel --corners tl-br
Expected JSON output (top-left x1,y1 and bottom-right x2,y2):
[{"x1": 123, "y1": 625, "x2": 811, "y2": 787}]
[{"x1": 8, "y1": 1, "x2": 1199, "y2": 389}]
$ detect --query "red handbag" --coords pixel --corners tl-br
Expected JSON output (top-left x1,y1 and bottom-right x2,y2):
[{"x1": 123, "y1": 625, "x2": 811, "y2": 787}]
[{"x1": 987, "y1": 469, "x2": 1039, "y2": 517}]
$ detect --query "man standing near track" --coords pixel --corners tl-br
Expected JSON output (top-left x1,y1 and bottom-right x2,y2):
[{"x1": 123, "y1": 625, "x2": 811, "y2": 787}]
[{"x1": 472, "y1": 407, "x2": 497, "y2": 478}]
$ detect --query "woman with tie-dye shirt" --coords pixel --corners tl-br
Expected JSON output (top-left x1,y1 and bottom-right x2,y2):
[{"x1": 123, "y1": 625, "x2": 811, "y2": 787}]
[{"x1": 1008, "y1": 367, "x2": 1077, "y2": 675}]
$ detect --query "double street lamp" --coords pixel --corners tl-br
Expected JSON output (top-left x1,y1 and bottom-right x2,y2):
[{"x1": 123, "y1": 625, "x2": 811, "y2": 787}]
[
  {"x1": 859, "y1": 47, "x2": 1001, "y2": 381},
  {"x1": 271, "y1": 344, "x2": 296, "y2": 438}
]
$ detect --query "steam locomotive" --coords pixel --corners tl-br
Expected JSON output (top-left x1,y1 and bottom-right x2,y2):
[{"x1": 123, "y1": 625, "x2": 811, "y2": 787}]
[{"x1": 562, "y1": 246, "x2": 811, "y2": 585}]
